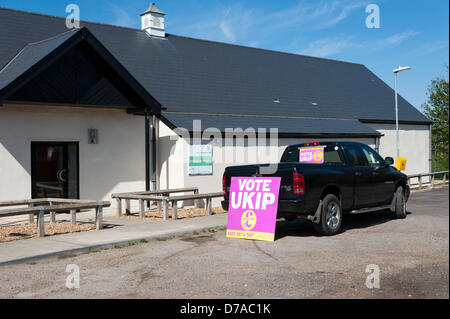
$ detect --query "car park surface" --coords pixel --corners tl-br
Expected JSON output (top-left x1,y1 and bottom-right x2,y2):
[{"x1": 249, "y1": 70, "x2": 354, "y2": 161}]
[{"x1": 0, "y1": 187, "x2": 448, "y2": 299}]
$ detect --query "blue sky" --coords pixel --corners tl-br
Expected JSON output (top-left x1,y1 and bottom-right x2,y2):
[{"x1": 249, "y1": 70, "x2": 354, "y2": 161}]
[{"x1": 1, "y1": 0, "x2": 448, "y2": 112}]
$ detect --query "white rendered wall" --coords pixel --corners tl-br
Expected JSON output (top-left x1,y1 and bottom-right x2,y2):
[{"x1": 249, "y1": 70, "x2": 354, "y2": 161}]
[
  {"x1": 0, "y1": 104, "x2": 145, "y2": 207},
  {"x1": 368, "y1": 123, "x2": 431, "y2": 175},
  {"x1": 157, "y1": 126, "x2": 376, "y2": 208}
]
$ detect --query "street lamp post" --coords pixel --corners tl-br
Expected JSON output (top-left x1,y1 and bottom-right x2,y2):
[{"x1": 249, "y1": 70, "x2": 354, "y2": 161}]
[{"x1": 393, "y1": 66, "x2": 411, "y2": 159}]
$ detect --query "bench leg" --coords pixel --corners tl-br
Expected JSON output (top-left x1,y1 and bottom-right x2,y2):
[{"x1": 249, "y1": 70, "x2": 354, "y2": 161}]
[
  {"x1": 37, "y1": 211, "x2": 45, "y2": 237},
  {"x1": 172, "y1": 200, "x2": 178, "y2": 220},
  {"x1": 125, "y1": 199, "x2": 131, "y2": 215},
  {"x1": 50, "y1": 211, "x2": 56, "y2": 223},
  {"x1": 139, "y1": 198, "x2": 145, "y2": 219},
  {"x1": 194, "y1": 189, "x2": 199, "y2": 208},
  {"x1": 28, "y1": 202, "x2": 34, "y2": 224},
  {"x1": 71, "y1": 210, "x2": 77, "y2": 225},
  {"x1": 96, "y1": 206, "x2": 103, "y2": 230},
  {"x1": 206, "y1": 197, "x2": 212, "y2": 216},
  {"x1": 116, "y1": 198, "x2": 122, "y2": 216},
  {"x1": 162, "y1": 199, "x2": 168, "y2": 221}
]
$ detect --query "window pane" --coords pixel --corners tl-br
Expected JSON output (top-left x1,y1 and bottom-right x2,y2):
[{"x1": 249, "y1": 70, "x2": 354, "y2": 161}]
[
  {"x1": 345, "y1": 145, "x2": 368, "y2": 167},
  {"x1": 361, "y1": 145, "x2": 383, "y2": 167}
]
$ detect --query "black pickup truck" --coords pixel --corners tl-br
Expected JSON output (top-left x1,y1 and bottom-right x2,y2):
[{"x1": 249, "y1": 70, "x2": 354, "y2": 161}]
[{"x1": 222, "y1": 141, "x2": 410, "y2": 236}]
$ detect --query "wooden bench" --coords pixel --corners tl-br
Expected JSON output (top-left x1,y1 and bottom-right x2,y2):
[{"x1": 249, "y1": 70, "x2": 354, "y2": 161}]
[
  {"x1": 168, "y1": 192, "x2": 225, "y2": 220},
  {"x1": 111, "y1": 189, "x2": 224, "y2": 221},
  {"x1": 112, "y1": 187, "x2": 199, "y2": 218},
  {"x1": 0, "y1": 199, "x2": 111, "y2": 237}
]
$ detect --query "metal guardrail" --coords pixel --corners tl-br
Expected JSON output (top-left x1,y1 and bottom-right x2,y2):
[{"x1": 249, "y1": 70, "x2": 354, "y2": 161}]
[
  {"x1": 0, "y1": 198, "x2": 111, "y2": 237},
  {"x1": 407, "y1": 171, "x2": 449, "y2": 190}
]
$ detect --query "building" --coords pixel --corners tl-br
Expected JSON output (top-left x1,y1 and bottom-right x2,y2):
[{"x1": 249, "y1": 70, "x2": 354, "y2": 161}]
[{"x1": 0, "y1": 5, "x2": 431, "y2": 208}]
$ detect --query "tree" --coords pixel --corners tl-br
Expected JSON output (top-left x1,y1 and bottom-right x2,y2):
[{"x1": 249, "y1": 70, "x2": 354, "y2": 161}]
[{"x1": 423, "y1": 65, "x2": 449, "y2": 171}]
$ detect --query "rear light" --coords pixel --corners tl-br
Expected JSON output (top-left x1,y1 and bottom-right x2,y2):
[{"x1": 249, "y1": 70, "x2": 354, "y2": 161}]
[
  {"x1": 222, "y1": 174, "x2": 227, "y2": 194},
  {"x1": 293, "y1": 172, "x2": 305, "y2": 194},
  {"x1": 304, "y1": 142, "x2": 320, "y2": 147}
]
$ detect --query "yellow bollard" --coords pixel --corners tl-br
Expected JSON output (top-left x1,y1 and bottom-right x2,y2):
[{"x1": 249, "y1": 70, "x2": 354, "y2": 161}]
[{"x1": 396, "y1": 157, "x2": 407, "y2": 171}]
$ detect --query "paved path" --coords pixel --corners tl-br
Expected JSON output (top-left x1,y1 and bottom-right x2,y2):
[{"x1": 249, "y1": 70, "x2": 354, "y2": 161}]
[
  {"x1": 0, "y1": 213, "x2": 228, "y2": 265},
  {"x1": 0, "y1": 187, "x2": 447, "y2": 298}
]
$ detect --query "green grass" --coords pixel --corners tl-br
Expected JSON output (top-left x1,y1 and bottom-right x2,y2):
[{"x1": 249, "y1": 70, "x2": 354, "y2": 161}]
[
  {"x1": 193, "y1": 231, "x2": 199, "y2": 235},
  {"x1": 57, "y1": 253, "x2": 77, "y2": 259},
  {"x1": 140, "y1": 239, "x2": 149, "y2": 243},
  {"x1": 83, "y1": 248, "x2": 100, "y2": 254},
  {"x1": 27, "y1": 261, "x2": 37, "y2": 265},
  {"x1": 156, "y1": 237, "x2": 167, "y2": 241},
  {"x1": 208, "y1": 228, "x2": 218, "y2": 233}
]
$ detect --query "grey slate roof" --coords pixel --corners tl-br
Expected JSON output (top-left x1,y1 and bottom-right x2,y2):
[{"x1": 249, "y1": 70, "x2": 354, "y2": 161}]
[
  {"x1": 162, "y1": 113, "x2": 381, "y2": 136},
  {"x1": 0, "y1": 29, "x2": 78, "y2": 90},
  {"x1": 0, "y1": 7, "x2": 430, "y2": 129}
]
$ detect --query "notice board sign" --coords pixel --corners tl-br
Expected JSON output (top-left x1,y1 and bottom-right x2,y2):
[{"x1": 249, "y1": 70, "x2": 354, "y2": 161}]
[
  {"x1": 226, "y1": 177, "x2": 281, "y2": 242},
  {"x1": 189, "y1": 144, "x2": 213, "y2": 175}
]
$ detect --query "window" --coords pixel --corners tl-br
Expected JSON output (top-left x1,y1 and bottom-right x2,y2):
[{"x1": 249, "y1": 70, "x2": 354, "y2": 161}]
[
  {"x1": 344, "y1": 144, "x2": 368, "y2": 167},
  {"x1": 282, "y1": 145, "x2": 345, "y2": 164},
  {"x1": 360, "y1": 145, "x2": 384, "y2": 168}
]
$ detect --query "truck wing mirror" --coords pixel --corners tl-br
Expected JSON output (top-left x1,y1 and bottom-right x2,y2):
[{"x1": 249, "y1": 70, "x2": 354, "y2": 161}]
[{"x1": 384, "y1": 157, "x2": 394, "y2": 166}]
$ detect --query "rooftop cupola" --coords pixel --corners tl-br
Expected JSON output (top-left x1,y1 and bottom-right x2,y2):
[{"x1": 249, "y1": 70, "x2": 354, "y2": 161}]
[{"x1": 140, "y1": 3, "x2": 165, "y2": 38}]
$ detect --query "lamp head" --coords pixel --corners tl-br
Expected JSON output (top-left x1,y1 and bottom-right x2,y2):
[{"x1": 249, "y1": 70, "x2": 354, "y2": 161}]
[{"x1": 393, "y1": 66, "x2": 411, "y2": 74}]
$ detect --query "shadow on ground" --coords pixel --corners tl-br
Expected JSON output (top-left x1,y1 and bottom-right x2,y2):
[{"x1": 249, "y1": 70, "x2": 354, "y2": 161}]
[{"x1": 275, "y1": 209, "x2": 413, "y2": 240}]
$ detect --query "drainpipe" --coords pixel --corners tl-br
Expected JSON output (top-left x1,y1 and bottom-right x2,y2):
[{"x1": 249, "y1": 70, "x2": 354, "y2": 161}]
[
  {"x1": 150, "y1": 114, "x2": 157, "y2": 192},
  {"x1": 155, "y1": 115, "x2": 160, "y2": 191},
  {"x1": 375, "y1": 135, "x2": 380, "y2": 153},
  {"x1": 145, "y1": 108, "x2": 150, "y2": 194}
]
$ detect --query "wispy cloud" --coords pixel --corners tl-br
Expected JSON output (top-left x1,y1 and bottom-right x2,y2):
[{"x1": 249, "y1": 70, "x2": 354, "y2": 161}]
[
  {"x1": 107, "y1": 2, "x2": 134, "y2": 28},
  {"x1": 299, "y1": 35, "x2": 359, "y2": 57},
  {"x1": 298, "y1": 31, "x2": 421, "y2": 58},
  {"x1": 375, "y1": 31, "x2": 421, "y2": 48},
  {"x1": 182, "y1": 0, "x2": 366, "y2": 45}
]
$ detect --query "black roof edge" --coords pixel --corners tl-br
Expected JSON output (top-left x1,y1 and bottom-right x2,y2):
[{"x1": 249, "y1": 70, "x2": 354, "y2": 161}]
[
  {"x1": 359, "y1": 119, "x2": 432, "y2": 125},
  {"x1": 159, "y1": 115, "x2": 381, "y2": 138},
  {"x1": 0, "y1": 26, "x2": 162, "y2": 113}
]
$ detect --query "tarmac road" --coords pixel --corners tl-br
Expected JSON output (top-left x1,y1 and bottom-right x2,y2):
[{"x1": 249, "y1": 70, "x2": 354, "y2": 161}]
[{"x1": 0, "y1": 187, "x2": 448, "y2": 299}]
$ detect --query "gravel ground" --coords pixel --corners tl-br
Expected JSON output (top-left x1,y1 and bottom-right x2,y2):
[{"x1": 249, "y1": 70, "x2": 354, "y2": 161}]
[
  {"x1": 115, "y1": 207, "x2": 226, "y2": 220},
  {"x1": 0, "y1": 187, "x2": 448, "y2": 299},
  {"x1": 0, "y1": 222, "x2": 95, "y2": 243}
]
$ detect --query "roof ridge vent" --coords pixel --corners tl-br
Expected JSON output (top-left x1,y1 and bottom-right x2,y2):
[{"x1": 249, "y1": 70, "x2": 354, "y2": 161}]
[{"x1": 140, "y1": 3, "x2": 165, "y2": 38}]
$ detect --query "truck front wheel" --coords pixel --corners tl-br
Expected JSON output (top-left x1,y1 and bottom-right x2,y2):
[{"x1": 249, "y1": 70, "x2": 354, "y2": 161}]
[
  {"x1": 313, "y1": 194, "x2": 343, "y2": 236},
  {"x1": 393, "y1": 186, "x2": 407, "y2": 219}
]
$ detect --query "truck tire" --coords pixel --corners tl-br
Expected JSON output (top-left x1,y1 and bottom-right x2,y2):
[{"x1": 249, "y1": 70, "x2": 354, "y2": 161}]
[
  {"x1": 313, "y1": 194, "x2": 343, "y2": 236},
  {"x1": 393, "y1": 186, "x2": 407, "y2": 219}
]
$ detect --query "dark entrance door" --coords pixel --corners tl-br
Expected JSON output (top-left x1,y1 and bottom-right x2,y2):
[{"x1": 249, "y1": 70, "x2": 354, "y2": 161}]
[{"x1": 31, "y1": 142, "x2": 79, "y2": 199}]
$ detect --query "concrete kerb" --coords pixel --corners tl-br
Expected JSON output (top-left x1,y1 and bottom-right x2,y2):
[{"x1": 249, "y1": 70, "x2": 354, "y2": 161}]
[{"x1": 0, "y1": 221, "x2": 228, "y2": 266}]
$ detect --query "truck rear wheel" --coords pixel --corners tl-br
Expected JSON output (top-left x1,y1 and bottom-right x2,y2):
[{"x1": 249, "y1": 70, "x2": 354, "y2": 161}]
[
  {"x1": 313, "y1": 194, "x2": 342, "y2": 236},
  {"x1": 393, "y1": 186, "x2": 407, "y2": 219}
]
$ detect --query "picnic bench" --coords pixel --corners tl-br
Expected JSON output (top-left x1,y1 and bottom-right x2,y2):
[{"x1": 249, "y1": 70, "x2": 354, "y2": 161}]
[
  {"x1": 0, "y1": 198, "x2": 111, "y2": 237},
  {"x1": 112, "y1": 188, "x2": 224, "y2": 220}
]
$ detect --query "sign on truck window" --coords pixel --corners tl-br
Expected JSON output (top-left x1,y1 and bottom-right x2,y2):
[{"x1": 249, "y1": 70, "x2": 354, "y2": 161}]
[
  {"x1": 226, "y1": 177, "x2": 281, "y2": 242},
  {"x1": 299, "y1": 146, "x2": 325, "y2": 164}
]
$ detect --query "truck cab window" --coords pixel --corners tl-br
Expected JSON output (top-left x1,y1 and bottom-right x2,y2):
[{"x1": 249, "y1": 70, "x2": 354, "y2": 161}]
[
  {"x1": 344, "y1": 145, "x2": 368, "y2": 167},
  {"x1": 361, "y1": 145, "x2": 384, "y2": 168},
  {"x1": 282, "y1": 145, "x2": 344, "y2": 164}
]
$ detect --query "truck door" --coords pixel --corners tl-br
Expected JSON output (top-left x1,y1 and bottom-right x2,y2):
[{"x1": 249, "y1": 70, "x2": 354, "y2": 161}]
[
  {"x1": 360, "y1": 144, "x2": 394, "y2": 206},
  {"x1": 344, "y1": 144, "x2": 373, "y2": 209}
]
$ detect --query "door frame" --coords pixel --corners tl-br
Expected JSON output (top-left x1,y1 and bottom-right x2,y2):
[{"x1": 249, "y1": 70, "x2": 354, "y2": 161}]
[{"x1": 30, "y1": 141, "x2": 80, "y2": 199}]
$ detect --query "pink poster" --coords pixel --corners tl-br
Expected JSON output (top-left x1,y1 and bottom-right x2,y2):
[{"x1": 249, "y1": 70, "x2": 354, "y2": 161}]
[
  {"x1": 299, "y1": 146, "x2": 324, "y2": 164},
  {"x1": 226, "y1": 177, "x2": 281, "y2": 242}
]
